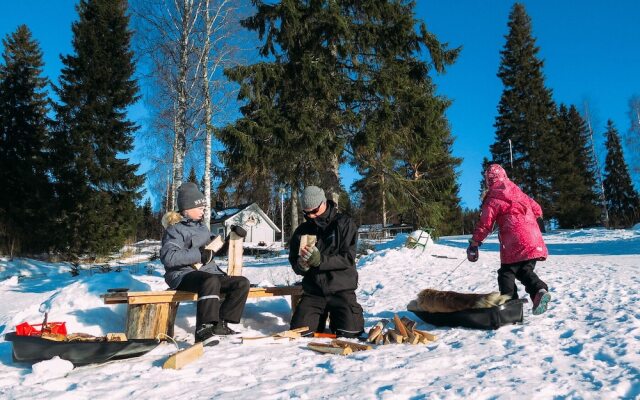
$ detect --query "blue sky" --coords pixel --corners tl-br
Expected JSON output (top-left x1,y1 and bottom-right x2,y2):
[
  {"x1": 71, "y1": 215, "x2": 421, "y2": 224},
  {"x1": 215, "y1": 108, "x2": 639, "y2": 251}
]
[{"x1": 2, "y1": 0, "x2": 639, "y2": 210}]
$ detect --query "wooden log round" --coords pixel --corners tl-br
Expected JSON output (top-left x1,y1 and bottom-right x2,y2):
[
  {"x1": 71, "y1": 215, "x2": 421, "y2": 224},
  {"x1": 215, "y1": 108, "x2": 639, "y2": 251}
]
[{"x1": 126, "y1": 302, "x2": 179, "y2": 339}]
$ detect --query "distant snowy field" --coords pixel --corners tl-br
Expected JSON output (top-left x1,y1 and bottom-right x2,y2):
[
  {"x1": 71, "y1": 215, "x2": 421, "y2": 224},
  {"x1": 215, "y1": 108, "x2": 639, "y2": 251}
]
[{"x1": 0, "y1": 228, "x2": 638, "y2": 399}]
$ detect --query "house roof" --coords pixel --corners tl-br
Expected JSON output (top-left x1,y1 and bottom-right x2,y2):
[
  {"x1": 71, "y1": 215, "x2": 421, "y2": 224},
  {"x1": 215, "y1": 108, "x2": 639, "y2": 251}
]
[{"x1": 211, "y1": 202, "x2": 281, "y2": 232}]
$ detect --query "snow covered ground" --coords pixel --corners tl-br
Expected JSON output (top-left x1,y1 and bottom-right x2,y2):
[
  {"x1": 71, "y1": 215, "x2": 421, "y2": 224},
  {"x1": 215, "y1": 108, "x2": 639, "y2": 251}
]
[{"x1": 0, "y1": 228, "x2": 638, "y2": 399}]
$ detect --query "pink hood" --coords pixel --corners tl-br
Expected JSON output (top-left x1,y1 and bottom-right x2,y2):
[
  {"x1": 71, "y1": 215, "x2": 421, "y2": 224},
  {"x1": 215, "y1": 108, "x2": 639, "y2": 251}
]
[{"x1": 473, "y1": 164, "x2": 548, "y2": 264}]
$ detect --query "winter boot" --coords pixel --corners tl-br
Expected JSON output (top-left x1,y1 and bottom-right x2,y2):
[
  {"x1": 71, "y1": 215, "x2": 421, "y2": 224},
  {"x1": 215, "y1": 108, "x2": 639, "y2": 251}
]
[
  {"x1": 195, "y1": 323, "x2": 220, "y2": 346},
  {"x1": 532, "y1": 289, "x2": 551, "y2": 315},
  {"x1": 212, "y1": 320, "x2": 238, "y2": 335}
]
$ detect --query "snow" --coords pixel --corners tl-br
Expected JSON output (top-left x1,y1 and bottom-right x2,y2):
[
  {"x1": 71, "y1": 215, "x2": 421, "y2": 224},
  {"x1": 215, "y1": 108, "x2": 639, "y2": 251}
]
[{"x1": 1, "y1": 228, "x2": 639, "y2": 399}]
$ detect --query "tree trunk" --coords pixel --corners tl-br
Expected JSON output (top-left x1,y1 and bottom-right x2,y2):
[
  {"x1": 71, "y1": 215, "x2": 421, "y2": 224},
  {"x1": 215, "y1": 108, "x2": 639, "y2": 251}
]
[
  {"x1": 326, "y1": 153, "x2": 341, "y2": 207},
  {"x1": 381, "y1": 173, "x2": 387, "y2": 227},
  {"x1": 202, "y1": 0, "x2": 213, "y2": 229},
  {"x1": 290, "y1": 188, "x2": 299, "y2": 231},
  {"x1": 172, "y1": 0, "x2": 194, "y2": 206}
]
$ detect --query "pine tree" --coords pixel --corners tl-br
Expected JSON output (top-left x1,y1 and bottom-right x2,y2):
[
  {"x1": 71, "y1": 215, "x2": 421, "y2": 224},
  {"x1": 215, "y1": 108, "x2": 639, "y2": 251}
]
[
  {"x1": 491, "y1": 3, "x2": 558, "y2": 212},
  {"x1": 602, "y1": 120, "x2": 640, "y2": 228},
  {"x1": 0, "y1": 25, "x2": 53, "y2": 254},
  {"x1": 50, "y1": 0, "x2": 143, "y2": 256}
]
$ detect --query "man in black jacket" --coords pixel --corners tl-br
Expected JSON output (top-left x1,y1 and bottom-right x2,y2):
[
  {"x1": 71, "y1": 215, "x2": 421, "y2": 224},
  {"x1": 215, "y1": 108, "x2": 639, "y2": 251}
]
[{"x1": 288, "y1": 186, "x2": 364, "y2": 338}]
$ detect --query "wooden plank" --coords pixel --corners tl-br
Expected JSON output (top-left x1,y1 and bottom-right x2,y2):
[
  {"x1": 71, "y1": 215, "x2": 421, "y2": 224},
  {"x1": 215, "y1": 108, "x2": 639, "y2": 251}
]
[
  {"x1": 227, "y1": 232, "x2": 244, "y2": 276},
  {"x1": 103, "y1": 286, "x2": 303, "y2": 305},
  {"x1": 162, "y1": 342, "x2": 204, "y2": 370}
]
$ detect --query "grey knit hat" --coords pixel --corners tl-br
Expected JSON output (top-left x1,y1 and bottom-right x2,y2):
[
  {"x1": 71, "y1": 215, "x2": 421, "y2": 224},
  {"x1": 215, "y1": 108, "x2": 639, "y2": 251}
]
[
  {"x1": 177, "y1": 182, "x2": 206, "y2": 211},
  {"x1": 301, "y1": 186, "x2": 326, "y2": 210}
]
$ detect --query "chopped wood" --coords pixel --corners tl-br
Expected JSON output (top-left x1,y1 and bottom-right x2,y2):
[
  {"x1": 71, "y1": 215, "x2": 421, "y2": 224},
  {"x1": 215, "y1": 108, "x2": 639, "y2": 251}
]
[
  {"x1": 393, "y1": 314, "x2": 409, "y2": 338},
  {"x1": 367, "y1": 319, "x2": 389, "y2": 343},
  {"x1": 331, "y1": 339, "x2": 372, "y2": 352},
  {"x1": 414, "y1": 329, "x2": 437, "y2": 342},
  {"x1": 400, "y1": 316, "x2": 417, "y2": 331},
  {"x1": 205, "y1": 235, "x2": 224, "y2": 252},
  {"x1": 106, "y1": 333, "x2": 127, "y2": 342},
  {"x1": 384, "y1": 330, "x2": 402, "y2": 344},
  {"x1": 375, "y1": 333, "x2": 384, "y2": 345},
  {"x1": 41, "y1": 332, "x2": 67, "y2": 341},
  {"x1": 163, "y1": 342, "x2": 204, "y2": 369},
  {"x1": 307, "y1": 342, "x2": 353, "y2": 356},
  {"x1": 299, "y1": 235, "x2": 317, "y2": 255},
  {"x1": 382, "y1": 333, "x2": 391, "y2": 345},
  {"x1": 407, "y1": 331, "x2": 421, "y2": 345}
]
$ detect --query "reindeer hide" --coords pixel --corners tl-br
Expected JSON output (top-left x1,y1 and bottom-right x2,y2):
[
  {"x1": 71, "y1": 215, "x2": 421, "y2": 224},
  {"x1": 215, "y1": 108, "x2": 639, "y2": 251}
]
[{"x1": 416, "y1": 288, "x2": 511, "y2": 313}]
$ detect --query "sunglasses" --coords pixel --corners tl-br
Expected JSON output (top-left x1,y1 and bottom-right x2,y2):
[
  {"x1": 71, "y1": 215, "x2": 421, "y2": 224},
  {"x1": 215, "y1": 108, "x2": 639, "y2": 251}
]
[{"x1": 302, "y1": 203, "x2": 323, "y2": 216}]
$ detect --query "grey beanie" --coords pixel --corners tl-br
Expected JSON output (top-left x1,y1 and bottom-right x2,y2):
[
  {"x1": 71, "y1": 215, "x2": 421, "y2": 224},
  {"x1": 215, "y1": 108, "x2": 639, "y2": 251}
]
[
  {"x1": 177, "y1": 182, "x2": 206, "y2": 211},
  {"x1": 301, "y1": 186, "x2": 326, "y2": 210}
]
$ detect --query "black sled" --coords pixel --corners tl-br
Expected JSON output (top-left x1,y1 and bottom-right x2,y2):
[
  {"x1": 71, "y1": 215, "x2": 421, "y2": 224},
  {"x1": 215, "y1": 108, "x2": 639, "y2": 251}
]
[
  {"x1": 408, "y1": 298, "x2": 526, "y2": 330},
  {"x1": 5, "y1": 332, "x2": 160, "y2": 366}
]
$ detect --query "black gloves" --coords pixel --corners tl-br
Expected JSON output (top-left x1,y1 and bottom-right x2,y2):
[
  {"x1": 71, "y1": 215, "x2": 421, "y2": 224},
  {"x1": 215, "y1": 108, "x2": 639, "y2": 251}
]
[
  {"x1": 230, "y1": 225, "x2": 247, "y2": 238},
  {"x1": 537, "y1": 217, "x2": 546, "y2": 233},
  {"x1": 466, "y1": 244, "x2": 479, "y2": 262}
]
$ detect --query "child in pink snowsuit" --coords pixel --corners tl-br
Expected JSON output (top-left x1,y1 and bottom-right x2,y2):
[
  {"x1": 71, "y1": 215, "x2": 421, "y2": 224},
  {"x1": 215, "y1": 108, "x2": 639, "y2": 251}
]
[{"x1": 467, "y1": 164, "x2": 551, "y2": 315}]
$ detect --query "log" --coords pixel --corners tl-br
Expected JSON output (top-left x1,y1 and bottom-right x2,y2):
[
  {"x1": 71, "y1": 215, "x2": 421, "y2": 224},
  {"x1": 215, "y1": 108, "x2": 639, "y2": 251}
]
[
  {"x1": 163, "y1": 342, "x2": 204, "y2": 369},
  {"x1": 126, "y1": 302, "x2": 179, "y2": 339},
  {"x1": 393, "y1": 314, "x2": 409, "y2": 338},
  {"x1": 307, "y1": 342, "x2": 353, "y2": 356},
  {"x1": 227, "y1": 232, "x2": 244, "y2": 276}
]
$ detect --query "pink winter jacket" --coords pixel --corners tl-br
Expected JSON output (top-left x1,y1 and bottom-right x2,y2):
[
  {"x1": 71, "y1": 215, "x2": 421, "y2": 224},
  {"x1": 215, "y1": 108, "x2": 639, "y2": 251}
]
[{"x1": 472, "y1": 164, "x2": 548, "y2": 264}]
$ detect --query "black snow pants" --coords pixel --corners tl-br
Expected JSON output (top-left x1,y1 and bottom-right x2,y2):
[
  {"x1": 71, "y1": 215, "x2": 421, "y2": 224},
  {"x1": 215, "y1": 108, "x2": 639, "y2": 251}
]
[
  {"x1": 498, "y1": 259, "x2": 548, "y2": 301},
  {"x1": 177, "y1": 271, "x2": 250, "y2": 328},
  {"x1": 290, "y1": 291, "x2": 364, "y2": 338}
]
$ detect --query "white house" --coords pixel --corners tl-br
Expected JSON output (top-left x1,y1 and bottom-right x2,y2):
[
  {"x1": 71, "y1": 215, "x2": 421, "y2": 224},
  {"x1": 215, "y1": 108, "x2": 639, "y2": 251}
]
[{"x1": 210, "y1": 203, "x2": 281, "y2": 245}]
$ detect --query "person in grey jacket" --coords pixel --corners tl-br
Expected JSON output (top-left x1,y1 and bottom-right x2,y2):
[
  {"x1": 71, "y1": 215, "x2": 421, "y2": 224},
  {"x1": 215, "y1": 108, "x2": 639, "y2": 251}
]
[{"x1": 160, "y1": 182, "x2": 250, "y2": 343}]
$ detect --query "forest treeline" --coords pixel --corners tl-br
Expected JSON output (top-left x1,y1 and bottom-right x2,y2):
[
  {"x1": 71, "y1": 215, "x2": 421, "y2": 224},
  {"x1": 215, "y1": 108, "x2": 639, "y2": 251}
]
[{"x1": 1, "y1": 1, "x2": 638, "y2": 258}]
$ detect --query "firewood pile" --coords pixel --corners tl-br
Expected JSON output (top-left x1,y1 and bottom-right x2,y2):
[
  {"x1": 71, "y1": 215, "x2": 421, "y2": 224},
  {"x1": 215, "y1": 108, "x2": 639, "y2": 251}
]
[{"x1": 366, "y1": 314, "x2": 437, "y2": 345}]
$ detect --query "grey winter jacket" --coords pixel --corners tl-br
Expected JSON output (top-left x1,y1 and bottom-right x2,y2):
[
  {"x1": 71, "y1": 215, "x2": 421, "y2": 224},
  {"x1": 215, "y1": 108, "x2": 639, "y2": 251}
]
[{"x1": 160, "y1": 216, "x2": 225, "y2": 289}]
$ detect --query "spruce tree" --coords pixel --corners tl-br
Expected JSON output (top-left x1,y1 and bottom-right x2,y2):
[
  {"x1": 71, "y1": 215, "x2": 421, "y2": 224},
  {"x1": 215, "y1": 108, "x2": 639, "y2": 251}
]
[
  {"x1": 491, "y1": 3, "x2": 558, "y2": 212},
  {"x1": 553, "y1": 105, "x2": 600, "y2": 228},
  {"x1": 602, "y1": 120, "x2": 640, "y2": 228},
  {"x1": 0, "y1": 25, "x2": 53, "y2": 253},
  {"x1": 50, "y1": 0, "x2": 143, "y2": 256}
]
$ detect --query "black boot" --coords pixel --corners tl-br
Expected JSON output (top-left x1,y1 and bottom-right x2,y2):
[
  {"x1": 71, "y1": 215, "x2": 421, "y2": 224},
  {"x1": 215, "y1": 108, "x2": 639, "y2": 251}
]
[
  {"x1": 212, "y1": 320, "x2": 238, "y2": 335},
  {"x1": 195, "y1": 323, "x2": 218, "y2": 344}
]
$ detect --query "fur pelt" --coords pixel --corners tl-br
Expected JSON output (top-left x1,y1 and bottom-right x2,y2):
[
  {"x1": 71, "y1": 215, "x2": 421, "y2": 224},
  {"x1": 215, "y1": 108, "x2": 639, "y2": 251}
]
[
  {"x1": 415, "y1": 288, "x2": 511, "y2": 313},
  {"x1": 161, "y1": 211, "x2": 182, "y2": 229}
]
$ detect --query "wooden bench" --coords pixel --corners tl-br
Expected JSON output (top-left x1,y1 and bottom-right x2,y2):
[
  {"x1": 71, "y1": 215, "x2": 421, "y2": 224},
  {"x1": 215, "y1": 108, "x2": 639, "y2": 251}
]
[{"x1": 102, "y1": 286, "x2": 303, "y2": 339}]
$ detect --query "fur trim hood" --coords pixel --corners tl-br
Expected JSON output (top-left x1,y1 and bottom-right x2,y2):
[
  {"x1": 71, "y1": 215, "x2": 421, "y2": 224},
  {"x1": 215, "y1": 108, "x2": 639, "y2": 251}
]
[{"x1": 161, "y1": 211, "x2": 182, "y2": 229}]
